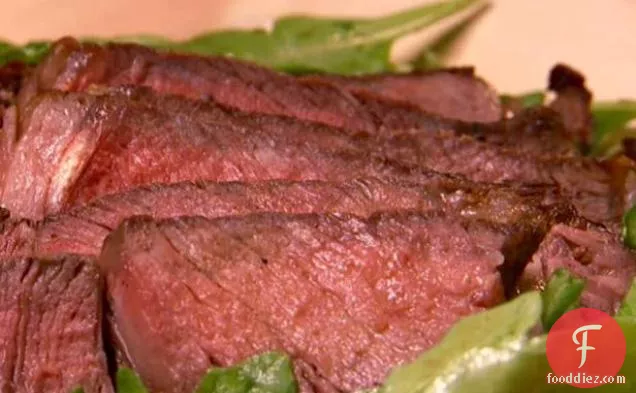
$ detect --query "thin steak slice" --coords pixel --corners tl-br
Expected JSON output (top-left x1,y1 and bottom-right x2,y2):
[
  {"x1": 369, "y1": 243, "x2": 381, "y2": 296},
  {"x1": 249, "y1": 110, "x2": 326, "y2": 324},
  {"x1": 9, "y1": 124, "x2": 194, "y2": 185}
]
[
  {"x1": 19, "y1": 38, "x2": 500, "y2": 127},
  {"x1": 386, "y1": 128, "x2": 624, "y2": 227},
  {"x1": 19, "y1": 37, "x2": 570, "y2": 156},
  {"x1": 2, "y1": 87, "x2": 433, "y2": 220},
  {"x1": 0, "y1": 256, "x2": 113, "y2": 393},
  {"x1": 98, "y1": 212, "x2": 509, "y2": 393},
  {"x1": 9, "y1": 178, "x2": 575, "y2": 262},
  {"x1": 3, "y1": 85, "x2": 619, "y2": 227},
  {"x1": 299, "y1": 67, "x2": 501, "y2": 123},
  {"x1": 518, "y1": 224, "x2": 636, "y2": 314}
]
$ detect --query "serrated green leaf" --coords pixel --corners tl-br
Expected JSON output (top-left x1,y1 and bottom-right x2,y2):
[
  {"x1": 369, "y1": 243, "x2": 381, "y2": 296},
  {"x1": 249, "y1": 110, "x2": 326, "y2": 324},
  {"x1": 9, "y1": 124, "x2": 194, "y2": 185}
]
[{"x1": 541, "y1": 269, "x2": 586, "y2": 331}]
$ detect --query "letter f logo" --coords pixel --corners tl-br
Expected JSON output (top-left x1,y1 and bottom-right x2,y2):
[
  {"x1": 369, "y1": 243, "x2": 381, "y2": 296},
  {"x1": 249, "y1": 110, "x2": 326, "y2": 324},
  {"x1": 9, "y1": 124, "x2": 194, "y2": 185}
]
[{"x1": 572, "y1": 324, "x2": 603, "y2": 368}]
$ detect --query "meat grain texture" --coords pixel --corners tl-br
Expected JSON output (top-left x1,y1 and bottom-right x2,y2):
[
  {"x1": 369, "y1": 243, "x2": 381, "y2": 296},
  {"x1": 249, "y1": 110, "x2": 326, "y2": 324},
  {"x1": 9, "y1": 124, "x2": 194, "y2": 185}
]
[
  {"x1": 520, "y1": 224, "x2": 636, "y2": 313},
  {"x1": 0, "y1": 256, "x2": 113, "y2": 393},
  {"x1": 22, "y1": 37, "x2": 579, "y2": 156},
  {"x1": 1, "y1": 88, "x2": 418, "y2": 219},
  {"x1": 0, "y1": 34, "x2": 634, "y2": 393},
  {"x1": 99, "y1": 212, "x2": 507, "y2": 393}
]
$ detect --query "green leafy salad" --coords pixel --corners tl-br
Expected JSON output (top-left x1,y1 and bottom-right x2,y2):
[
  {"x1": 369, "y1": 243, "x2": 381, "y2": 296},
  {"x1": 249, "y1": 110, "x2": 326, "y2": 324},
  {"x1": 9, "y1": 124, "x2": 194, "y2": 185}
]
[{"x1": 3, "y1": 0, "x2": 635, "y2": 392}]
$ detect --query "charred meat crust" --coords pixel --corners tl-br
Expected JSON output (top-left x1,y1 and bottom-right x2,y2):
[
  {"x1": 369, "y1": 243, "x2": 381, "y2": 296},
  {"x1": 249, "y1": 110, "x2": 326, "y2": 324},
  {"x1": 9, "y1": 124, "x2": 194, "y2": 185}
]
[{"x1": 547, "y1": 63, "x2": 594, "y2": 145}]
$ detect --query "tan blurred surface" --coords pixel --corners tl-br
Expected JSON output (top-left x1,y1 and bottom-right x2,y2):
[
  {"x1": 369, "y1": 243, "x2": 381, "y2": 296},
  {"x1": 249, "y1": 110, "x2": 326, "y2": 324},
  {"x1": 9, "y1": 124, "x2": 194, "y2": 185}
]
[{"x1": 1, "y1": 0, "x2": 634, "y2": 99}]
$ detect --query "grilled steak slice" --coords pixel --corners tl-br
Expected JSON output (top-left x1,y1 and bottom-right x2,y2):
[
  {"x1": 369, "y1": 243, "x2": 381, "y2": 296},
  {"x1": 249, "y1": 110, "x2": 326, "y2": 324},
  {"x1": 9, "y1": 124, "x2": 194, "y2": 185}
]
[
  {"x1": 4, "y1": 85, "x2": 618, "y2": 226},
  {"x1": 98, "y1": 212, "x2": 510, "y2": 393},
  {"x1": 2, "y1": 87, "x2": 434, "y2": 220},
  {"x1": 518, "y1": 224, "x2": 636, "y2": 314},
  {"x1": 386, "y1": 129, "x2": 622, "y2": 227},
  {"x1": 0, "y1": 256, "x2": 113, "y2": 393},
  {"x1": 13, "y1": 38, "x2": 452, "y2": 137},
  {"x1": 465, "y1": 106, "x2": 579, "y2": 157},
  {"x1": 548, "y1": 64, "x2": 593, "y2": 146},
  {"x1": 300, "y1": 67, "x2": 501, "y2": 123},
  {"x1": 11, "y1": 178, "x2": 573, "y2": 261},
  {"x1": 20, "y1": 38, "x2": 562, "y2": 154}
]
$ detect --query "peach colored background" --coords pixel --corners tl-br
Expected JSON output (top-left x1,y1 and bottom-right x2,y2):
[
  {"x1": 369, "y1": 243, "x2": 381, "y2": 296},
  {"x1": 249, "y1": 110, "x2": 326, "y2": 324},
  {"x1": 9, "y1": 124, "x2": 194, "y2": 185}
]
[{"x1": 1, "y1": 0, "x2": 634, "y2": 99}]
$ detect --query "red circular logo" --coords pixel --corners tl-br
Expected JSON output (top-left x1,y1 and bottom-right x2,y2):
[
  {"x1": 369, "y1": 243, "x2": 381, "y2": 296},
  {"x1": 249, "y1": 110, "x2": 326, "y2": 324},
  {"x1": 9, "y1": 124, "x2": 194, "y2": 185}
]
[{"x1": 546, "y1": 308, "x2": 626, "y2": 388}]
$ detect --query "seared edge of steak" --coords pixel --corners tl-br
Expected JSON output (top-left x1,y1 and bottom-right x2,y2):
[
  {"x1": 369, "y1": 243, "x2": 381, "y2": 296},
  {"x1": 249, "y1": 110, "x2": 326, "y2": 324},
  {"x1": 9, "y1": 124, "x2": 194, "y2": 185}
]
[{"x1": 518, "y1": 224, "x2": 636, "y2": 314}]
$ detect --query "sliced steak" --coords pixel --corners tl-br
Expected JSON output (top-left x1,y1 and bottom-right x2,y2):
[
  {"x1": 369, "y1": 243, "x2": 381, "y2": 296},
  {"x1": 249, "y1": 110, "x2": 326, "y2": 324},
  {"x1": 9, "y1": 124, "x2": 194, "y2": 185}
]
[
  {"x1": 467, "y1": 105, "x2": 579, "y2": 157},
  {"x1": 5, "y1": 85, "x2": 621, "y2": 228},
  {"x1": 13, "y1": 38, "x2": 452, "y2": 136},
  {"x1": 386, "y1": 128, "x2": 622, "y2": 227},
  {"x1": 19, "y1": 178, "x2": 576, "y2": 260},
  {"x1": 20, "y1": 38, "x2": 567, "y2": 155},
  {"x1": 300, "y1": 67, "x2": 501, "y2": 123},
  {"x1": 0, "y1": 256, "x2": 113, "y2": 393},
  {"x1": 518, "y1": 224, "x2": 636, "y2": 314},
  {"x1": 98, "y1": 212, "x2": 511, "y2": 393},
  {"x1": 1, "y1": 87, "x2": 429, "y2": 220},
  {"x1": 548, "y1": 64, "x2": 593, "y2": 146}
]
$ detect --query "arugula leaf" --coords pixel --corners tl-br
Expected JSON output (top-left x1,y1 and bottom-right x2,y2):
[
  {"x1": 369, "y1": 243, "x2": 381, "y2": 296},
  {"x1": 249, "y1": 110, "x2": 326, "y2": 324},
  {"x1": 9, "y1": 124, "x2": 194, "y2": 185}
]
[
  {"x1": 181, "y1": 0, "x2": 484, "y2": 74},
  {"x1": 380, "y1": 292, "x2": 542, "y2": 393},
  {"x1": 83, "y1": 35, "x2": 176, "y2": 47},
  {"x1": 69, "y1": 388, "x2": 85, "y2": 393},
  {"x1": 622, "y1": 205, "x2": 636, "y2": 249},
  {"x1": 0, "y1": 0, "x2": 485, "y2": 74},
  {"x1": 500, "y1": 90, "x2": 546, "y2": 110},
  {"x1": 589, "y1": 100, "x2": 636, "y2": 158},
  {"x1": 413, "y1": 1, "x2": 492, "y2": 70},
  {"x1": 0, "y1": 40, "x2": 50, "y2": 65},
  {"x1": 617, "y1": 279, "x2": 636, "y2": 317},
  {"x1": 541, "y1": 269, "x2": 586, "y2": 331},
  {"x1": 195, "y1": 352, "x2": 297, "y2": 393},
  {"x1": 380, "y1": 291, "x2": 636, "y2": 393},
  {"x1": 116, "y1": 368, "x2": 148, "y2": 393}
]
